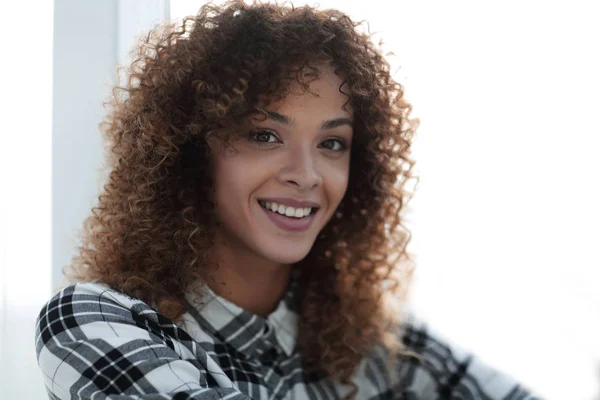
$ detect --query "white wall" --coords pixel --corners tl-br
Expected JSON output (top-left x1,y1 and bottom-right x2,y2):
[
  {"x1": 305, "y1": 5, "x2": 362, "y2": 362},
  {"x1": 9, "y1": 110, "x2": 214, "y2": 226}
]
[
  {"x1": 52, "y1": 0, "x2": 119, "y2": 289},
  {"x1": 53, "y1": 0, "x2": 170, "y2": 290}
]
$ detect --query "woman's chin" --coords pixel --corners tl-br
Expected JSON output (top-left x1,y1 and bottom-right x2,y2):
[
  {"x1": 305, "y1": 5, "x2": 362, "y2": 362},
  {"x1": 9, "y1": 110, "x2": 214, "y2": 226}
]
[{"x1": 261, "y1": 246, "x2": 313, "y2": 265}]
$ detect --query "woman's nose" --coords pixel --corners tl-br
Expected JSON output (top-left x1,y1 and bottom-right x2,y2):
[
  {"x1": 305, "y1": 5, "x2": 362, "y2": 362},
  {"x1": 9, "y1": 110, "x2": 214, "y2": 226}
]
[{"x1": 277, "y1": 147, "x2": 323, "y2": 190}]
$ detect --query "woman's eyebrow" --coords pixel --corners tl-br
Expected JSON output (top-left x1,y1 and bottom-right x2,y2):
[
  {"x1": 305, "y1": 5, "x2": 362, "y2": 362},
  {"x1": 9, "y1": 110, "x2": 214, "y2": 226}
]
[{"x1": 265, "y1": 110, "x2": 352, "y2": 130}]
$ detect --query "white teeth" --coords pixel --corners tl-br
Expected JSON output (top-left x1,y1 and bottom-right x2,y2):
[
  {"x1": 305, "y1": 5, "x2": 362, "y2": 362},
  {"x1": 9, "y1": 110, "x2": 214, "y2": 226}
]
[{"x1": 259, "y1": 200, "x2": 314, "y2": 218}]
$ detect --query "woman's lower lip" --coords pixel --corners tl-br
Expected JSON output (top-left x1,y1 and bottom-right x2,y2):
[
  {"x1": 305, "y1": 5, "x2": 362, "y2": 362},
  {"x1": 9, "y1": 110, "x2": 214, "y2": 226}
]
[{"x1": 259, "y1": 203, "x2": 317, "y2": 232}]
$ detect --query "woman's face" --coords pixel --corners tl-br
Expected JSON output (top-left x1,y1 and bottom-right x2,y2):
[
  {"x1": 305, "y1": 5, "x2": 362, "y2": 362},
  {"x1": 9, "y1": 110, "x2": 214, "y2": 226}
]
[{"x1": 210, "y1": 64, "x2": 353, "y2": 266}]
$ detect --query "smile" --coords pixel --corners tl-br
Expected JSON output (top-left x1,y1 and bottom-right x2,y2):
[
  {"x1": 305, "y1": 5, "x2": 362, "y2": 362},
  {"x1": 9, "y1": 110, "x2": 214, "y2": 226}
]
[
  {"x1": 258, "y1": 200, "x2": 317, "y2": 218},
  {"x1": 258, "y1": 200, "x2": 318, "y2": 232}
]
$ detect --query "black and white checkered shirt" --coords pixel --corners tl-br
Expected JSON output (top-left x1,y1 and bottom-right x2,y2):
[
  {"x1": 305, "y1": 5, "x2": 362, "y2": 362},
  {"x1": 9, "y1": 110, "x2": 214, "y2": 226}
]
[{"x1": 35, "y1": 271, "x2": 542, "y2": 399}]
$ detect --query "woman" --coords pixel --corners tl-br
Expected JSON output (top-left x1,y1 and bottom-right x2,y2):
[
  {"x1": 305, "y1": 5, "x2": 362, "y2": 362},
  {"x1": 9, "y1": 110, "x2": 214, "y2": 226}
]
[{"x1": 35, "y1": 1, "x2": 541, "y2": 399}]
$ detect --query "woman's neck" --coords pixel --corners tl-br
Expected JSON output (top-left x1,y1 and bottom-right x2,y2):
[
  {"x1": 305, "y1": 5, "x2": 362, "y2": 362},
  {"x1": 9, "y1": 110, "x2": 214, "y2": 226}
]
[{"x1": 204, "y1": 239, "x2": 293, "y2": 317}]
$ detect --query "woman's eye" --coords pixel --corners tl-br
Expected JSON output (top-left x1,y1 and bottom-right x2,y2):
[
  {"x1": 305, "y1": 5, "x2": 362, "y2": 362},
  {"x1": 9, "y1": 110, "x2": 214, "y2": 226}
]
[
  {"x1": 248, "y1": 130, "x2": 280, "y2": 146},
  {"x1": 320, "y1": 138, "x2": 348, "y2": 152},
  {"x1": 247, "y1": 129, "x2": 348, "y2": 152}
]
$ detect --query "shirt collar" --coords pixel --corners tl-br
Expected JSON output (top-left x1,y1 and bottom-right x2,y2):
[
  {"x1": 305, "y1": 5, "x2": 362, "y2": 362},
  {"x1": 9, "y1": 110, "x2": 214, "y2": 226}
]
[{"x1": 183, "y1": 270, "x2": 300, "y2": 360}]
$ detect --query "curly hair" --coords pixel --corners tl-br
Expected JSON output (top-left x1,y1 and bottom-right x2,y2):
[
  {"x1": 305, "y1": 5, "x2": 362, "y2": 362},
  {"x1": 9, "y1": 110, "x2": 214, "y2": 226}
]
[{"x1": 67, "y1": 0, "x2": 422, "y2": 397}]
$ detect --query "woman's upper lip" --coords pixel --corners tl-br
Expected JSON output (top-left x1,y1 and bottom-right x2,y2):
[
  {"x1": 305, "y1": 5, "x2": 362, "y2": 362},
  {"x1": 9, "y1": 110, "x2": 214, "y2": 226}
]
[{"x1": 258, "y1": 197, "x2": 320, "y2": 208}]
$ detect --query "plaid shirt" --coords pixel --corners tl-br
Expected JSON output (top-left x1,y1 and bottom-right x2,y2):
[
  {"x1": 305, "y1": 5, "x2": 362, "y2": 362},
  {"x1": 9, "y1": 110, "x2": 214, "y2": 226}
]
[{"x1": 35, "y1": 272, "x2": 542, "y2": 400}]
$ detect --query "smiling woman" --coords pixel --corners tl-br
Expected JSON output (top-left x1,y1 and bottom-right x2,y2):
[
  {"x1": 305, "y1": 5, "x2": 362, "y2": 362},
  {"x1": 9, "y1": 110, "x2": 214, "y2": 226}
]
[{"x1": 34, "y1": 0, "x2": 542, "y2": 399}]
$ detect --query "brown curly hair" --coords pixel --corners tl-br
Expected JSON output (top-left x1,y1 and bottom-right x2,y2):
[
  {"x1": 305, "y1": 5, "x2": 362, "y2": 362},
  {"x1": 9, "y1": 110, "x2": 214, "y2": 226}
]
[{"x1": 67, "y1": 0, "x2": 422, "y2": 397}]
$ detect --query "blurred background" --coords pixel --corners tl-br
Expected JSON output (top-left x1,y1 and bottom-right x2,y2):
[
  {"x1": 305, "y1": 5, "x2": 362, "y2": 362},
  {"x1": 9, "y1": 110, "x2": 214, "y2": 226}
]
[{"x1": 1, "y1": 0, "x2": 598, "y2": 398}]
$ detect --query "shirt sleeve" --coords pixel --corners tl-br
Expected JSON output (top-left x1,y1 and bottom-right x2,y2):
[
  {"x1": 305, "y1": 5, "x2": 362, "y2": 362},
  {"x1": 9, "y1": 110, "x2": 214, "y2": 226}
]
[
  {"x1": 34, "y1": 282, "x2": 251, "y2": 400},
  {"x1": 399, "y1": 310, "x2": 544, "y2": 399}
]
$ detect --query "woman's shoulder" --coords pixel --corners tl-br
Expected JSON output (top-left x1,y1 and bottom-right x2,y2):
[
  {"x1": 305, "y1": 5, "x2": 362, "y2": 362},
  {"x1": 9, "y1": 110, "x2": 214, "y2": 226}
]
[
  {"x1": 34, "y1": 282, "x2": 250, "y2": 399},
  {"x1": 40, "y1": 280, "x2": 147, "y2": 310},
  {"x1": 37, "y1": 281, "x2": 146, "y2": 332},
  {"x1": 34, "y1": 280, "x2": 193, "y2": 357}
]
